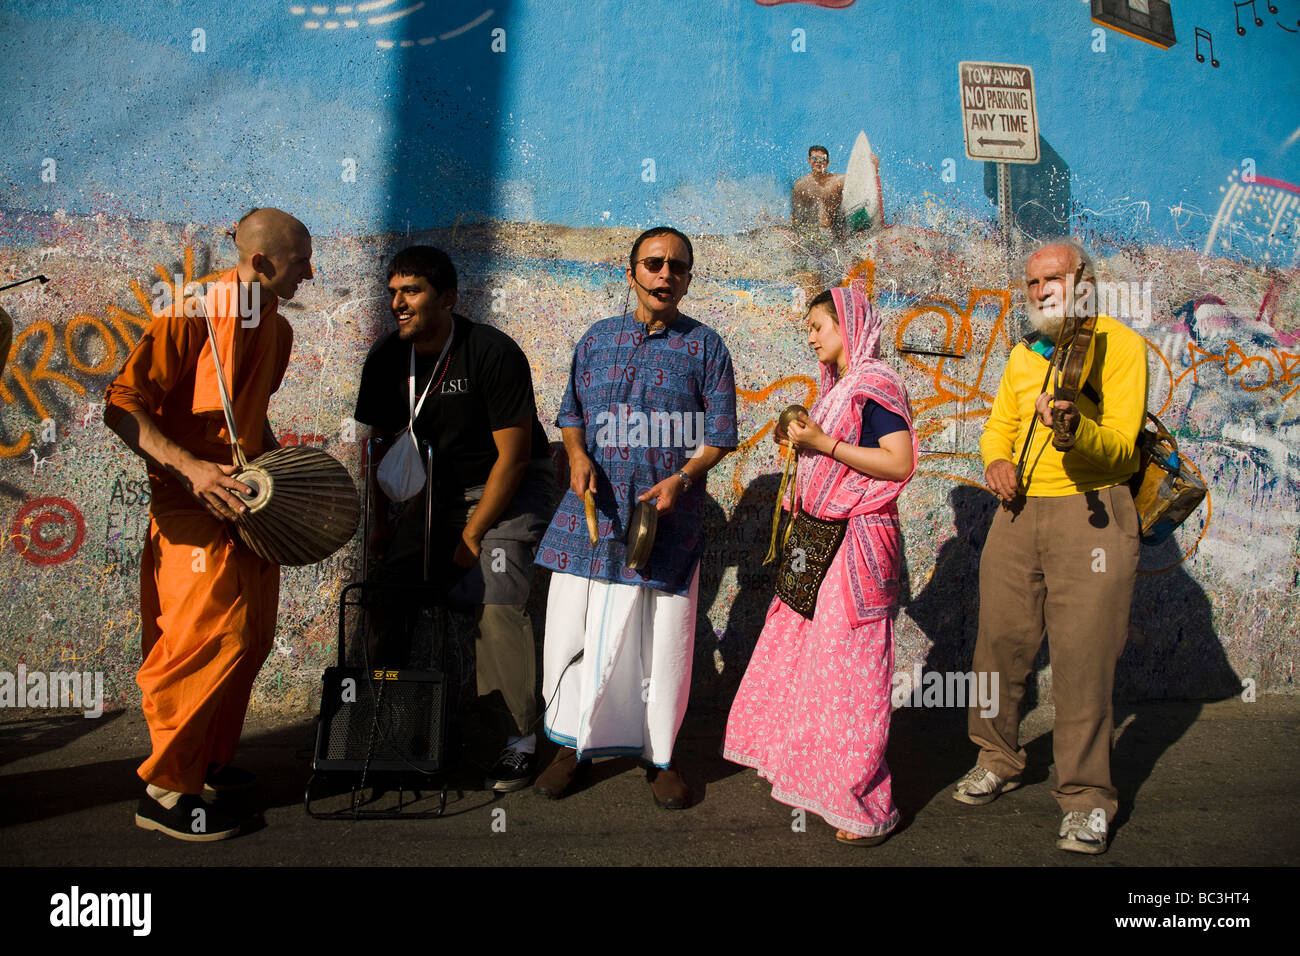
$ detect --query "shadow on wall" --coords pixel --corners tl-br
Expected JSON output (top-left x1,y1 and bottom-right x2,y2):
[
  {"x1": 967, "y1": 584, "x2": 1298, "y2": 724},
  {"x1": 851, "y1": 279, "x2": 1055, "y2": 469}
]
[
  {"x1": 905, "y1": 484, "x2": 998, "y2": 681},
  {"x1": 893, "y1": 484, "x2": 1239, "y2": 828},
  {"x1": 983, "y1": 135, "x2": 1071, "y2": 242},
  {"x1": 1123, "y1": 536, "x2": 1240, "y2": 703},
  {"x1": 1111, "y1": 535, "x2": 1239, "y2": 828},
  {"x1": 904, "y1": 484, "x2": 1239, "y2": 700},
  {"x1": 389, "y1": 0, "x2": 513, "y2": 234},
  {"x1": 692, "y1": 473, "x2": 782, "y2": 714}
]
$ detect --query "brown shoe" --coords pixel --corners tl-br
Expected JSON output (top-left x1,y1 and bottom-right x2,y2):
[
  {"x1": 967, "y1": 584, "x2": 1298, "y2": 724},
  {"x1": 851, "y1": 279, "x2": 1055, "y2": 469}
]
[
  {"x1": 533, "y1": 746, "x2": 584, "y2": 799},
  {"x1": 647, "y1": 764, "x2": 692, "y2": 810}
]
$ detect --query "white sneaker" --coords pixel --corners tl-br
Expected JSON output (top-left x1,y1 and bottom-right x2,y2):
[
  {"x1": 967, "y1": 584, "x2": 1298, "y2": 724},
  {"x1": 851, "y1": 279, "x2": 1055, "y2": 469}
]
[
  {"x1": 1057, "y1": 807, "x2": 1108, "y2": 854},
  {"x1": 953, "y1": 765, "x2": 1022, "y2": 806}
]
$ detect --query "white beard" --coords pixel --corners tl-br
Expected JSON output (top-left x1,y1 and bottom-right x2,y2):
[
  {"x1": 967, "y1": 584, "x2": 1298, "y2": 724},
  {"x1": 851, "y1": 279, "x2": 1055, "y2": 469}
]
[{"x1": 1027, "y1": 301, "x2": 1066, "y2": 343}]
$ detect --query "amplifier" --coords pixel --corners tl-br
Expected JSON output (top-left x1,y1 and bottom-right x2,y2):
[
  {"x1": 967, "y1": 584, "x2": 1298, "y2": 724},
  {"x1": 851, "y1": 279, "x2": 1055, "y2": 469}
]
[{"x1": 313, "y1": 666, "x2": 447, "y2": 773}]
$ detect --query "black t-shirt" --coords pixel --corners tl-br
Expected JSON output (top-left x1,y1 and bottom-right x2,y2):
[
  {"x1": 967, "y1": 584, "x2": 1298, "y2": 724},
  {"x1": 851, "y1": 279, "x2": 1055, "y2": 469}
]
[{"x1": 354, "y1": 313, "x2": 549, "y2": 496}]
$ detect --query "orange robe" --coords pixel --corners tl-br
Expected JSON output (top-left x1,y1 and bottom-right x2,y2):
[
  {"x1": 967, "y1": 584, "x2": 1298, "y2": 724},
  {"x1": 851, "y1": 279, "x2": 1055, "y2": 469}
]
[{"x1": 105, "y1": 269, "x2": 293, "y2": 793}]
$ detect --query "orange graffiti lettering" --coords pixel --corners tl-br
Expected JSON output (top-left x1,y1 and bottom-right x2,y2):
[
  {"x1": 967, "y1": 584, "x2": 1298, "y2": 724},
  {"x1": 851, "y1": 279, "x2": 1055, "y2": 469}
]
[
  {"x1": 1273, "y1": 350, "x2": 1300, "y2": 401},
  {"x1": 843, "y1": 259, "x2": 875, "y2": 301},
  {"x1": 1221, "y1": 342, "x2": 1274, "y2": 391},
  {"x1": 0, "y1": 247, "x2": 219, "y2": 457},
  {"x1": 1, "y1": 319, "x2": 86, "y2": 419},
  {"x1": 732, "y1": 375, "x2": 819, "y2": 497},
  {"x1": 64, "y1": 313, "x2": 119, "y2": 376},
  {"x1": 1174, "y1": 339, "x2": 1297, "y2": 400},
  {"x1": 896, "y1": 289, "x2": 1013, "y2": 432}
]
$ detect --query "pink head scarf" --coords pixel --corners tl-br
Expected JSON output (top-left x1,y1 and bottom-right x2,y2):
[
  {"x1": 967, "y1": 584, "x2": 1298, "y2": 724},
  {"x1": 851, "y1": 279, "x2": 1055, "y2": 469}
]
[
  {"x1": 817, "y1": 285, "x2": 885, "y2": 395},
  {"x1": 798, "y1": 285, "x2": 917, "y2": 623}
]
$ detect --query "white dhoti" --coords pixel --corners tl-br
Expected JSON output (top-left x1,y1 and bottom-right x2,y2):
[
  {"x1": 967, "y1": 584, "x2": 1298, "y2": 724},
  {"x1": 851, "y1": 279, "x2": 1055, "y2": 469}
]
[{"x1": 542, "y1": 567, "x2": 699, "y2": 768}]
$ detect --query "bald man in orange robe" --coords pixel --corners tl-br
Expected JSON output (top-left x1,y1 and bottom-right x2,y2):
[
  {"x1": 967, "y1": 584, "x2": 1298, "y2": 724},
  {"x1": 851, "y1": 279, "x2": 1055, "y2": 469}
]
[{"x1": 105, "y1": 208, "x2": 313, "y2": 841}]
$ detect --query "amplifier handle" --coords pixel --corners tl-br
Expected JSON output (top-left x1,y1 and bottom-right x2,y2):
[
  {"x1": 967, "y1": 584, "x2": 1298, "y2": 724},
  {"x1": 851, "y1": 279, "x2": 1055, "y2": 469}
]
[{"x1": 337, "y1": 582, "x2": 366, "y2": 668}]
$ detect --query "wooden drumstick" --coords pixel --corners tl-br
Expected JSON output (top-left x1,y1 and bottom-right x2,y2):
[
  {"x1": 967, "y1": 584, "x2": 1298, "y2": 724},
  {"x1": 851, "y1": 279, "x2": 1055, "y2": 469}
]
[{"x1": 583, "y1": 489, "x2": 599, "y2": 544}]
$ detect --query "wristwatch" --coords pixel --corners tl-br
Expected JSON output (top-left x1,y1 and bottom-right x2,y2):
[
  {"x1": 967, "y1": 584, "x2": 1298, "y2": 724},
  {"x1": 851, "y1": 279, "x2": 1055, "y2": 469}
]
[{"x1": 675, "y1": 469, "x2": 693, "y2": 491}]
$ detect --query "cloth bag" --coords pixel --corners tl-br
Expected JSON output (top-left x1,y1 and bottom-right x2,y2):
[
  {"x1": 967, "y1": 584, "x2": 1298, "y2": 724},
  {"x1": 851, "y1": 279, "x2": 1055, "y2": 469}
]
[
  {"x1": 774, "y1": 510, "x2": 848, "y2": 620},
  {"x1": 376, "y1": 332, "x2": 452, "y2": 501}
]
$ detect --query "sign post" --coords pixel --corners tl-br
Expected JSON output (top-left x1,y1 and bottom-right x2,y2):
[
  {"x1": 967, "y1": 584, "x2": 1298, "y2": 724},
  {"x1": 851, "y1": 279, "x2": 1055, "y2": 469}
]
[
  {"x1": 958, "y1": 61, "x2": 1040, "y2": 260},
  {"x1": 997, "y1": 160, "x2": 1012, "y2": 258}
]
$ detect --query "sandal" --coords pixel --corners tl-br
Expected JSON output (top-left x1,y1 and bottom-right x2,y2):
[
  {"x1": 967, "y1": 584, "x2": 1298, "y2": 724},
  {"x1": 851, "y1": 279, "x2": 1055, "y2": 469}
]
[{"x1": 835, "y1": 828, "x2": 890, "y2": 846}]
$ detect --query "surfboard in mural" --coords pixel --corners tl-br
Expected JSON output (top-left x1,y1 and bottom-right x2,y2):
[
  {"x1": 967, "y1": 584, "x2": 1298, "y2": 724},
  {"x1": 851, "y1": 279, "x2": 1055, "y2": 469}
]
[{"x1": 843, "y1": 130, "x2": 884, "y2": 233}]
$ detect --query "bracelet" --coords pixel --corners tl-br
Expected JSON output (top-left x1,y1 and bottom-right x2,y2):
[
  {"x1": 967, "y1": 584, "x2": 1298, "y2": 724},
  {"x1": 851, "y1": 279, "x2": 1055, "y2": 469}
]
[
  {"x1": 676, "y1": 469, "x2": 693, "y2": 491},
  {"x1": 830, "y1": 440, "x2": 841, "y2": 460}
]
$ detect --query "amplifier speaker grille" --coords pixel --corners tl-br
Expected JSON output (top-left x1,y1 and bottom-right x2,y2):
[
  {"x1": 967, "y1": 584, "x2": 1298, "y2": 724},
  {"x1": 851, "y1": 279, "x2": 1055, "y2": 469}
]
[{"x1": 314, "y1": 667, "x2": 446, "y2": 773}]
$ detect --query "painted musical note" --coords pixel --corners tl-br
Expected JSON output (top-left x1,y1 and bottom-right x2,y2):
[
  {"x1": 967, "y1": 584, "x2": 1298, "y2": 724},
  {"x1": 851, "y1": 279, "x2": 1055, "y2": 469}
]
[
  {"x1": 1195, "y1": 27, "x2": 1220, "y2": 66},
  {"x1": 1235, "y1": 0, "x2": 1264, "y2": 35}
]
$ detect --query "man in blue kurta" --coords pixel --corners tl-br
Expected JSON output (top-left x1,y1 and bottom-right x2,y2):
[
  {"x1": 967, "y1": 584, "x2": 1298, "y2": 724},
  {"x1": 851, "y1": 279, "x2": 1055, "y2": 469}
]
[{"x1": 534, "y1": 227, "x2": 737, "y2": 809}]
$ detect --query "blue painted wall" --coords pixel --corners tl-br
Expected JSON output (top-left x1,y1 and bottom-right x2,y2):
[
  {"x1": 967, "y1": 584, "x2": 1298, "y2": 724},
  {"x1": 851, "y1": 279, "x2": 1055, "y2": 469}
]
[
  {"x1": 4, "y1": 1, "x2": 1297, "y2": 250},
  {"x1": 1, "y1": 1, "x2": 1296, "y2": 712}
]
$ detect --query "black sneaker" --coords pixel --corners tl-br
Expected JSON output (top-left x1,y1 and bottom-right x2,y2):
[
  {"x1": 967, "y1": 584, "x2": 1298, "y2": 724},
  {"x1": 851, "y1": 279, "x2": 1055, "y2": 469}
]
[
  {"x1": 485, "y1": 748, "x2": 534, "y2": 793},
  {"x1": 135, "y1": 793, "x2": 241, "y2": 842},
  {"x1": 203, "y1": 764, "x2": 256, "y2": 794}
]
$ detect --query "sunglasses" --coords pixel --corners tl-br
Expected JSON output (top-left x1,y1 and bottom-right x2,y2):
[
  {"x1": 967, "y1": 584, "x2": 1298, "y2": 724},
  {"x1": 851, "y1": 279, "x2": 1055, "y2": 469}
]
[{"x1": 636, "y1": 256, "x2": 691, "y2": 276}]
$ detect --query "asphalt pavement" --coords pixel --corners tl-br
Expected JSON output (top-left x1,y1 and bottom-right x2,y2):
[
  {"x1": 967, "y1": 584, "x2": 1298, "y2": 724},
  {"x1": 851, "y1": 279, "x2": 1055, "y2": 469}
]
[{"x1": 3, "y1": 695, "x2": 1297, "y2": 868}]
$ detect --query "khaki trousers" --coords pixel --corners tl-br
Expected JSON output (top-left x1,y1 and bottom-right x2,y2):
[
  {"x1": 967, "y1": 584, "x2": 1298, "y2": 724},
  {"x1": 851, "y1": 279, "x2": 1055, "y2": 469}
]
[
  {"x1": 968, "y1": 483, "x2": 1138, "y2": 819},
  {"x1": 474, "y1": 603, "x2": 536, "y2": 738}
]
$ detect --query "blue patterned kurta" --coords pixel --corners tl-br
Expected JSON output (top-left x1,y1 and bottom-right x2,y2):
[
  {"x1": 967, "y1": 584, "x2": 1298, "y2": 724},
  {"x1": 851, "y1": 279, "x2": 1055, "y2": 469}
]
[{"x1": 536, "y1": 313, "x2": 737, "y2": 595}]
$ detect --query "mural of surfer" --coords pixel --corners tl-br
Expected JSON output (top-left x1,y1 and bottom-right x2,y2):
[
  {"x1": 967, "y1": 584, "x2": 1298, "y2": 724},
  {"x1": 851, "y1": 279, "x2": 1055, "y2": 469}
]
[
  {"x1": 792, "y1": 145, "x2": 846, "y2": 236},
  {"x1": 790, "y1": 134, "x2": 884, "y2": 287}
]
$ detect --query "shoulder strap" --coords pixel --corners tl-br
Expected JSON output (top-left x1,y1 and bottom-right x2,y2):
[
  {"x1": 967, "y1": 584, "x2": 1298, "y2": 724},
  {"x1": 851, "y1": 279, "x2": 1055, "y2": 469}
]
[
  {"x1": 193, "y1": 294, "x2": 248, "y2": 469},
  {"x1": 409, "y1": 327, "x2": 455, "y2": 423}
]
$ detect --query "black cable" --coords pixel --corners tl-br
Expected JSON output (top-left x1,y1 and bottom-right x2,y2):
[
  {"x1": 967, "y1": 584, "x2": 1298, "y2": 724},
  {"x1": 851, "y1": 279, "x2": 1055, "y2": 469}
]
[{"x1": 355, "y1": 587, "x2": 447, "y2": 779}]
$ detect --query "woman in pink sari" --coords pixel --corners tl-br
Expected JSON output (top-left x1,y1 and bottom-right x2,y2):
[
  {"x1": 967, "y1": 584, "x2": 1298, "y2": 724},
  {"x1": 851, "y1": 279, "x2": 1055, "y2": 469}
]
[{"x1": 723, "y1": 286, "x2": 916, "y2": 844}]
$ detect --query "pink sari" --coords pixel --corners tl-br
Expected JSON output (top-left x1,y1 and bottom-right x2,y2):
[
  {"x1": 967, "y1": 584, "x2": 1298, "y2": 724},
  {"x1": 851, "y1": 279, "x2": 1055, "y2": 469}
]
[{"x1": 724, "y1": 287, "x2": 916, "y2": 836}]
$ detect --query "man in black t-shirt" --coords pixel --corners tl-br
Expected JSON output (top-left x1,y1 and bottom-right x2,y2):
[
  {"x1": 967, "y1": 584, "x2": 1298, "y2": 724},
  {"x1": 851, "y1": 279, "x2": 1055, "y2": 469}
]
[{"x1": 354, "y1": 246, "x2": 556, "y2": 792}]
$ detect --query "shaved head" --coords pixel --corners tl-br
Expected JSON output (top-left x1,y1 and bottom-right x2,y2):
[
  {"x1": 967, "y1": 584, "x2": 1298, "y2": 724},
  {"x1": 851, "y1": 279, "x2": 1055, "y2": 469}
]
[
  {"x1": 233, "y1": 207, "x2": 314, "y2": 300},
  {"x1": 234, "y1": 207, "x2": 309, "y2": 264}
]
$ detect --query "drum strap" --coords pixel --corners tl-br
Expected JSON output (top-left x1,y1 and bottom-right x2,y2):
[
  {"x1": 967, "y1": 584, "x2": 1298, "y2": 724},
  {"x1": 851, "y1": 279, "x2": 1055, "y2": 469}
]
[{"x1": 193, "y1": 294, "x2": 249, "y2": 469}]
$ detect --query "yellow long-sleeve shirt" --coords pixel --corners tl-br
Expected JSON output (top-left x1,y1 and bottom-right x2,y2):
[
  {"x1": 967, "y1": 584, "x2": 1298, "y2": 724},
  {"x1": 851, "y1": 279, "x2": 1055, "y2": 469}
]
[{"x1": 980, "y1": 314, "x2": 1147, "y2": 497}]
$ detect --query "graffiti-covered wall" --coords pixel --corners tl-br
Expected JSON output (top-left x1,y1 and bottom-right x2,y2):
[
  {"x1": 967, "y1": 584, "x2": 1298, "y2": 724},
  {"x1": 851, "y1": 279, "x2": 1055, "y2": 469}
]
[{"x1": 1, "y1": 0, "x2": 1296, "y2": 712}]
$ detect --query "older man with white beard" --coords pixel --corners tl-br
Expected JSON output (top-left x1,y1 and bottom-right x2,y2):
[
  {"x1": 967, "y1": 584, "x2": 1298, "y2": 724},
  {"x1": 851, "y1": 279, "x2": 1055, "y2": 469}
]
[{"x1": 952, "y1": 240, "x2": 1148, "y2": 855}]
